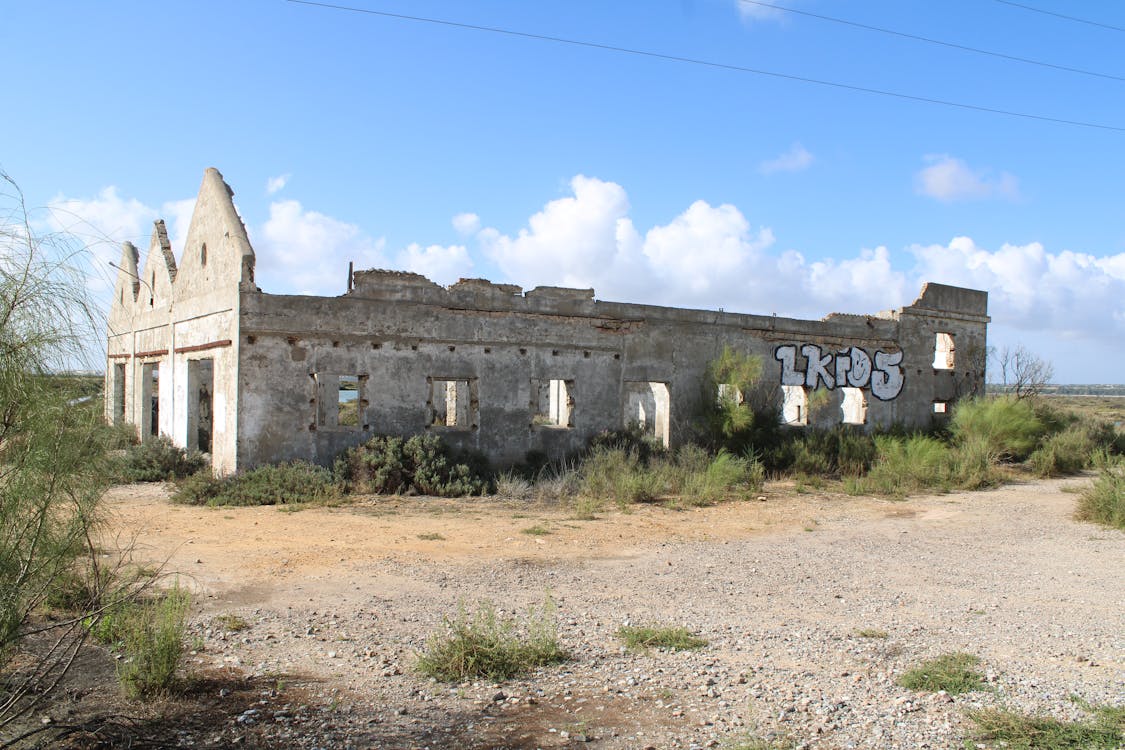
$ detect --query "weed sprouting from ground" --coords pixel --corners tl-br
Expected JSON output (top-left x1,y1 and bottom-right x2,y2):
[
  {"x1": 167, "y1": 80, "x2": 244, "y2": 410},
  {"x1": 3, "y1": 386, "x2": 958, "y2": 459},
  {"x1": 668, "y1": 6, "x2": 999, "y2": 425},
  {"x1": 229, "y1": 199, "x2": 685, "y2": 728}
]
[
  {"x1": 855, "y1": 628, "x2": 889, "y2": 639},
  {"x1": 616, "y1": 624, "x2": 707, "y2": 651},
  {"x1": 113, "y1": 586, "x2": 192, "y2": 699},
  {"x1": 967, "y1": 704, "x2": 1124, "y2": 749},
  {"x1": 520, "y1": 524, "x2": 551, "y2": 536},
  {"x1": 897, "y1": 652, "x2": 986, "y2": 695},
  {"x1": 416, "y1": 598, "x2": 567, "y2": 681},
  {"x1": 417, "y1": 532, "x2": 446, "y2": 541}
]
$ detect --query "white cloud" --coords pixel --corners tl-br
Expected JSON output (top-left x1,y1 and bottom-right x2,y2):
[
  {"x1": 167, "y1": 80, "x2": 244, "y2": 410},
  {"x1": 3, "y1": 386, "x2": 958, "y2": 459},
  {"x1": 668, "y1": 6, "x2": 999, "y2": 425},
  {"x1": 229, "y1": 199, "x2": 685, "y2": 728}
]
[
  {"x1": 915, "y1": 155, "x2": 1019, "y2": 202},
  {"x1": 452, "y1": 212, "x2": 480, "y2": 235},
  {"x1": 396, "y1": 243, "x2": 473, "y2": 286},
  {"x1": 759, "y1": 143, "x2": 814, "y2": 174},
  {"x1": 266, "y1": 174, "x2": 291, "y2": 195},
  {"x1": 256, "y1": 199, "x2": 388, "y2": 295},
  {"x1": 908, "y1": 237, "x2": 1125, "y2": 342}
]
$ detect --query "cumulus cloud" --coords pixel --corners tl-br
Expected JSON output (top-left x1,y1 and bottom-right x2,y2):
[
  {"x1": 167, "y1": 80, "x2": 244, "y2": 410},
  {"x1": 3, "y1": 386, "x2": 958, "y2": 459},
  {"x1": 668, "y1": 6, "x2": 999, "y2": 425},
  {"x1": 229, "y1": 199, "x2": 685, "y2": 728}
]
[
  {"x1": 908, "y1": 237, "x2": 1125, "y2": 342},
  {"x1": 452, "y1": 212, "x2": 480, "y2": 235},
  {"x1": 915, "y1": 155, "x2": 1019, "y2": 202},
  {"x1": 759, "y1": 143, "x2": 814, "y2": 174},
  {"x1": 396, "y1": 243, "x2": 473, "y2": 286},
  {"x1": 256, "y1": 199, "x2": 387, "y2": 295},
  {"x1": 266, "y1": 174, "x2": 291, "y2": 195}
]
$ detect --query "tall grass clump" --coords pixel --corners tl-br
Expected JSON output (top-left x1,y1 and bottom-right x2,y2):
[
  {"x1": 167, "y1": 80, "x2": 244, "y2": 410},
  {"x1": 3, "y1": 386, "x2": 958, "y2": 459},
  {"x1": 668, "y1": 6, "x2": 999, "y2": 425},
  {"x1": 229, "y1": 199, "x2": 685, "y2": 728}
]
[
  {"x1": 335, "y1": 434, "x2": 491, "y2": 496},
  {"x1": 1028, "y1": 424, "x2": 1097, "y2": 477},
  {"x1": 1074, "y1": 468, "x2": 1124, "y2": 530},
  {"x1": 579, "y1": 447, "x2": 662, "y2": 506},
  {"x1": 173, "y1": 461, "x2": 340, "y2": 506},
  {"x1": 113, "y1": 586, "x2": 191, "y2": 699},
  {"x1": 951, "y1": 396, "x2": 1047, "y2": 461},
  {"x1": 416, "y1": 598, "x2": 567, "y2": 681},
  {"x1": 678, "y1": 449, "x2": 764, "y2": 506}
]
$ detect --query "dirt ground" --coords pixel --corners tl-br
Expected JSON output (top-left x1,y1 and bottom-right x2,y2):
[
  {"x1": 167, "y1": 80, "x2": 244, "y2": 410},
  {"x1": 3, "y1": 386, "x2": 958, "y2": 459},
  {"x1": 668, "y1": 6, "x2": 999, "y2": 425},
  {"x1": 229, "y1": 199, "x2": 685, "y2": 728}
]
[{"x1": 12, "y1": 477, "x2": 1124, "y2": 749}]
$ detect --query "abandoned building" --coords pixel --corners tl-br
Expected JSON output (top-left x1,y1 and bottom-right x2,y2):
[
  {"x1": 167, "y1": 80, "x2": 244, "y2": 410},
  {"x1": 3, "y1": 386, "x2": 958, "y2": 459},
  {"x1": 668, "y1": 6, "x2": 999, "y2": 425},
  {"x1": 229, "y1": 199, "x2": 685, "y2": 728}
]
[{"x1": 105, "y1": 168, "x2": 990, "y2": 476}]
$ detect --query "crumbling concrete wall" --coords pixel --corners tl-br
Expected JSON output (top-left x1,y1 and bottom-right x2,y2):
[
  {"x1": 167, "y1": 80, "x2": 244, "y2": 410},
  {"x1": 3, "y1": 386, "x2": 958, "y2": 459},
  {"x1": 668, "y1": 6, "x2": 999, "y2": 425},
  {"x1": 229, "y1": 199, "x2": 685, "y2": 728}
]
[{"x1": 107, "y1": 169, "x2": 989, "y2": 477}]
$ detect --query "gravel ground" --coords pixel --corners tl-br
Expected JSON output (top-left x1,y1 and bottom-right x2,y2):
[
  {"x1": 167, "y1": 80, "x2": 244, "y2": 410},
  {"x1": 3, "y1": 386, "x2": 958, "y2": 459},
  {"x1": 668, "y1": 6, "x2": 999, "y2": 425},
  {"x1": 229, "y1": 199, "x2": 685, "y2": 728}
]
[{"x1": 130, "y1": 477, "x2": 1124, "y2": 748}]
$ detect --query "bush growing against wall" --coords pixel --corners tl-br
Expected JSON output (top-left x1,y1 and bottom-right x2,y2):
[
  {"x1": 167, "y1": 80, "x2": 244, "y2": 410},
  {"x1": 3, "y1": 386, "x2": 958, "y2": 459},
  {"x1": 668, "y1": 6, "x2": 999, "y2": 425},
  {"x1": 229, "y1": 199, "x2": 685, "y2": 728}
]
[
  {"x1": 700, "y1": 347, "x2": 783, "y2": 457},
  {"x1": 335, "y1": 434, "x2": 491, "y2": 497},
  {"x1": 120, "y1": 436, "x2": 207, "y2": 482},
  {"x1": 173, "y1": 461, "x2": 341, "y2": 506}
]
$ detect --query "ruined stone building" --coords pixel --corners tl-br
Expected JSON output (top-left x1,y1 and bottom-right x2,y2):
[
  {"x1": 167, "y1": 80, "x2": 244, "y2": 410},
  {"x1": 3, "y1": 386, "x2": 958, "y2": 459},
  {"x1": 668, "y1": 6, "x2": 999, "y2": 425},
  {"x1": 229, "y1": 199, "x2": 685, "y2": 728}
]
[{"x1": 106, "y1": 169, "x2": 990, "y2": 476}]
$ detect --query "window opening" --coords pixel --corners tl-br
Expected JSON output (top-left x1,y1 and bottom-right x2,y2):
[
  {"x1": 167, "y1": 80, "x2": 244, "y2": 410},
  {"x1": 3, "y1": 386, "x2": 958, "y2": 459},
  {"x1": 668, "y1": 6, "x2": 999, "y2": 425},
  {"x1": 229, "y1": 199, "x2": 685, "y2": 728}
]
[
  {"x1": 781, "y1": 384, "x2": 807, "y2": 426},
  {"x1": 933, "y1": 332, "x2": 955, "y2": 370},
  {"x1": 187, "y1": 358, "x2": 214, "y2": 452},
  {"x1": 141, "y1": 362, "x2": 159, "y2": 439},
  {"x1": 429, "y1": 378, "x2": 476, "y2": 429},
  {"x1": 933, "y1": 401, "x2": 948, "y2": 414},
  {"x1": 531, "y1": 378, "x2": 574, "y2": 428},
  {"x1": 623, "y1": 381, "x2": 671, "y2": 448},
  {"x1": 112, "y1": 363, "x2": 126, "y2": 425},
  {"x1": 314, "y1": 373, "x2": 362, "y2": 430},
  {"x1": 840, "y1": 387, "x2": 867, "y2": 425},
  {"x1": 338, "y1": 375, "x2": 359, "y2": 427},
  {"x1": 200, "y1": 242, "x2": 207, "y2": 267}
]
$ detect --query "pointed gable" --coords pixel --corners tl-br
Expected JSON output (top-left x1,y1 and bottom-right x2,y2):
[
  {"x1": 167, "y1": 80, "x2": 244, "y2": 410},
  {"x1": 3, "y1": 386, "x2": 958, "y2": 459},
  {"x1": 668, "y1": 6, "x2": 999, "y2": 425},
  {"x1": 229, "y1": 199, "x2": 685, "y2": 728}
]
[
  {"x1": 173, "y1": 167, "x2": 256, "y2": 302},
  {"x1": 107, "y1": 241, "x2": 140, "y2": 330},
  {"x1": 136, "y1": 220, "x2": 177, "y2": 311}
]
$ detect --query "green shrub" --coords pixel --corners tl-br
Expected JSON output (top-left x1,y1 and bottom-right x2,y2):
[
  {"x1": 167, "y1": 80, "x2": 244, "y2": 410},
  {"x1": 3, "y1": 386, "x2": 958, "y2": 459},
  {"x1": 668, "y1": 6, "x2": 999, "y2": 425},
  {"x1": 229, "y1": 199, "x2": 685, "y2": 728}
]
[
  {"x1": 853, "y1": 434, "x2": 953, "y2": 497},
  {"x1": 586, "y1": 427, "x2": 666, "y2": 465},
  {"x1": 579, "y1": 447, "x2": 660, "y2": 505},
  {"x1": 1029, "y1": 425, "x2": 1097, "y2": 477},
  {"x1": 617, "y1": 624, "x2": 707, "y2": 651},
  {"x1": 173, "y1": 461, "x2": 340, "y2": 506},
  {"x1": 335, "y1": 434, "x2": 490, "y2": 496},
  {"x1": 120, "y1": 436, "x2": 207, "y2": 482},
  {"x1": 115, "y1": 586, "x2": 191, "y2": 699},
  {"x1": 897, "y1": 652, "x2": 986, "y2": 695},
  {"x1": 680, "y1": 450, "x2": 764, "y2": 506},
  {"x1": 951, "y1": 397, "x2": 1047, "y2": 461},
  {"x1": 1075, "y1": 469, "x2": 1124, "y2": 530},
  {"x1": 416, "y1": 598, "x2": 567, "y2": 681}
]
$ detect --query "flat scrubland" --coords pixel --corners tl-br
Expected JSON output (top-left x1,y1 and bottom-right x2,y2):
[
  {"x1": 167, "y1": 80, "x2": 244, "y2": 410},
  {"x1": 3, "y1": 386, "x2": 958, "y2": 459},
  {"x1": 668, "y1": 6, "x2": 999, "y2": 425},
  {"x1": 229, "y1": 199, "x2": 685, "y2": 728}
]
[{"x1": 13, "y1": 473, "x2": 1121, "y2": 750}]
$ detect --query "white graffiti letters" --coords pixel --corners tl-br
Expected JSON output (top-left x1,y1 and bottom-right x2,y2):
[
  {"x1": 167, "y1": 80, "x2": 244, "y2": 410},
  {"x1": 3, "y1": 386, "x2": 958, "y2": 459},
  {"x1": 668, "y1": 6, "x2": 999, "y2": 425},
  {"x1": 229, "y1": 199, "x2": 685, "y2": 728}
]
[
  {"x1": 773, "y1": 344, "x2": 904, "y2": 401},
  {"x1": 870, "y1": 350, "x2": 905, "y2": 401}
]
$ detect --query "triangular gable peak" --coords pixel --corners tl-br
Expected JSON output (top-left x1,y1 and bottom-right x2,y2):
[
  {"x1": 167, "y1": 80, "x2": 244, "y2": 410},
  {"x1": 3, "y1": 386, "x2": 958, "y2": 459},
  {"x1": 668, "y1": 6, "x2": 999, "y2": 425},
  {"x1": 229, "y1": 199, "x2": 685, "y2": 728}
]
[
  {"x1": 173, "y1": 167, "x2": 256, "y2": 303},
  {"x1": 107, "y1": 241, "x2": 140, "y2": 328},
  {"x1": 136, "y1": 220, "x2": 177, "y2": 311}
]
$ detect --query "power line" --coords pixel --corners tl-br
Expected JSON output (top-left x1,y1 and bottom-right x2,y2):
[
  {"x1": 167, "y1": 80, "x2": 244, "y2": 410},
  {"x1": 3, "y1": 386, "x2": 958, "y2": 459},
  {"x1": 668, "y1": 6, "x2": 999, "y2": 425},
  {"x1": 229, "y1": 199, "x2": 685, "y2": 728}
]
[
  {"x1": 739, "y1": 0, "x2": 1125, "y2": 83},
  {"x1": 286, "y1": 0, "x2": 1124, "y2": 133},
  {"x1": 992, "y1": 0, "x2": 1125, "y2": 34}
]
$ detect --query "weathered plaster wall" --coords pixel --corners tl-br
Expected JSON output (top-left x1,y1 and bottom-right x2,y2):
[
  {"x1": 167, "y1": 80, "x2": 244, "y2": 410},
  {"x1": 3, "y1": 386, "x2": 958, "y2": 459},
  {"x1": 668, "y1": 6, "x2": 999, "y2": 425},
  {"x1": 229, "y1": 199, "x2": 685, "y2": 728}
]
[
  {"x1": 107, "y1": 170, "x2": 988, "y2": 478},
  {"x1": 105, "y1": 168, "x2": 252, "y2": 476},
  {"x1": 234, "y1": 273, "x2": 988, "y2": 471}
]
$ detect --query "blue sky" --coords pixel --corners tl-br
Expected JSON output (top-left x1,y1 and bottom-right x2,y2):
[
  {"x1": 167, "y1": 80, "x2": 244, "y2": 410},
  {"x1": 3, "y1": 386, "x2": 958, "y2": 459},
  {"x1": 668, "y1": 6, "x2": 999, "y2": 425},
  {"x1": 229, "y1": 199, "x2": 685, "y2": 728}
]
[{"x1": 4, "y1": 0, "x2": 1124, "y2": 382}]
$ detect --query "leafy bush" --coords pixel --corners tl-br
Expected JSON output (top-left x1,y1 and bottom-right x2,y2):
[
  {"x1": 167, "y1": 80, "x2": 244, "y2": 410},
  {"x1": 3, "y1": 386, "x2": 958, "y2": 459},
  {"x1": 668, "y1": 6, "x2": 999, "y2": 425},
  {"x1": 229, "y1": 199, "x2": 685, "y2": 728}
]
[
  {"x1": 416, "y1": 598, "x2": 567, "y2": 681},
  {"x1": 115, "y1": 586, "x2": 191, "y2": 699},
  {"x1": 951, "y1": 396, "x2": 1047, "y2": 461},
  {"x1": 1075, "y1": 468, "x2": 1124, "y2": 530},
  {"x1": 335, "y1": 434, "x2": 490, "y2": 497},
  {"x1": 617, "y1": 624, "x2": 707, "y2": 651},
  {"x1": 120, "y1": 436, "x2": 207, "y2": 482},
  {"x1": 173, "y1": 461, "x2": 340, "y2": 506},
  {"x1": 897, "y1": 652, "x2": 986, "y2": 695},
  {"x1": 1028, "y1": 425, "x2": 1097, "y2": 477}
]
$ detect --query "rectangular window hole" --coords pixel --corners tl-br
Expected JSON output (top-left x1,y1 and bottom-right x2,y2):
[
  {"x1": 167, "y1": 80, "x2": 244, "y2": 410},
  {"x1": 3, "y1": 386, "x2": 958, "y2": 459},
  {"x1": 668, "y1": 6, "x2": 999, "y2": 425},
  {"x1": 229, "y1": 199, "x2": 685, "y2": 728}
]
[
  {"x1": 840, "y1": 387, "x2": 867, "y2": 425},
  {"x1": 933, "y1": 332, "x2": 955, "y2": 370},
  {"x1": 623, "y1": 381, "x2": 670, "y2": 448},
  {"x1": 781, "y1": 384, "x2": 807, "y2": 426},
  {"x1": 430, "y1": 378, "x2": 477, "y2": 429},
  {"x1": 314, "y1": 373, "x2": 362, "y2": 430},
  {"x1": 531, "y1": 379, "x2": 574, "y2": 428},
  {"x1": 933, "y1": 401, "x2": 948, "y2": 414}
]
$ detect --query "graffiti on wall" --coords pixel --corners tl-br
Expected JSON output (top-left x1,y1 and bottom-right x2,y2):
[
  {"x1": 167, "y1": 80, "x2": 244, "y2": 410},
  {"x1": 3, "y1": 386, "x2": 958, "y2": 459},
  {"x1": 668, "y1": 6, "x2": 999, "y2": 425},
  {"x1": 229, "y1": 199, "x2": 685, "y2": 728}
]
[{"x1": 774, "y1": 344, "x2": 905, "y2": 401}]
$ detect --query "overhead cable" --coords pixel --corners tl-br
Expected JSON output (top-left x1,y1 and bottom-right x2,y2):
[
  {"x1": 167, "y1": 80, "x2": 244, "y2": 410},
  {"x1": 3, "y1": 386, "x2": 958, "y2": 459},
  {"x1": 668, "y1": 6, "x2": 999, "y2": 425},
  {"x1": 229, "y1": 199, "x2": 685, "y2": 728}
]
[
  {"x1": 739, "y1": 0, "x2": 1125, "y2": 83},
  {"x1": 286, "y1": 0, "x2": 1125, "y2": 133}
]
